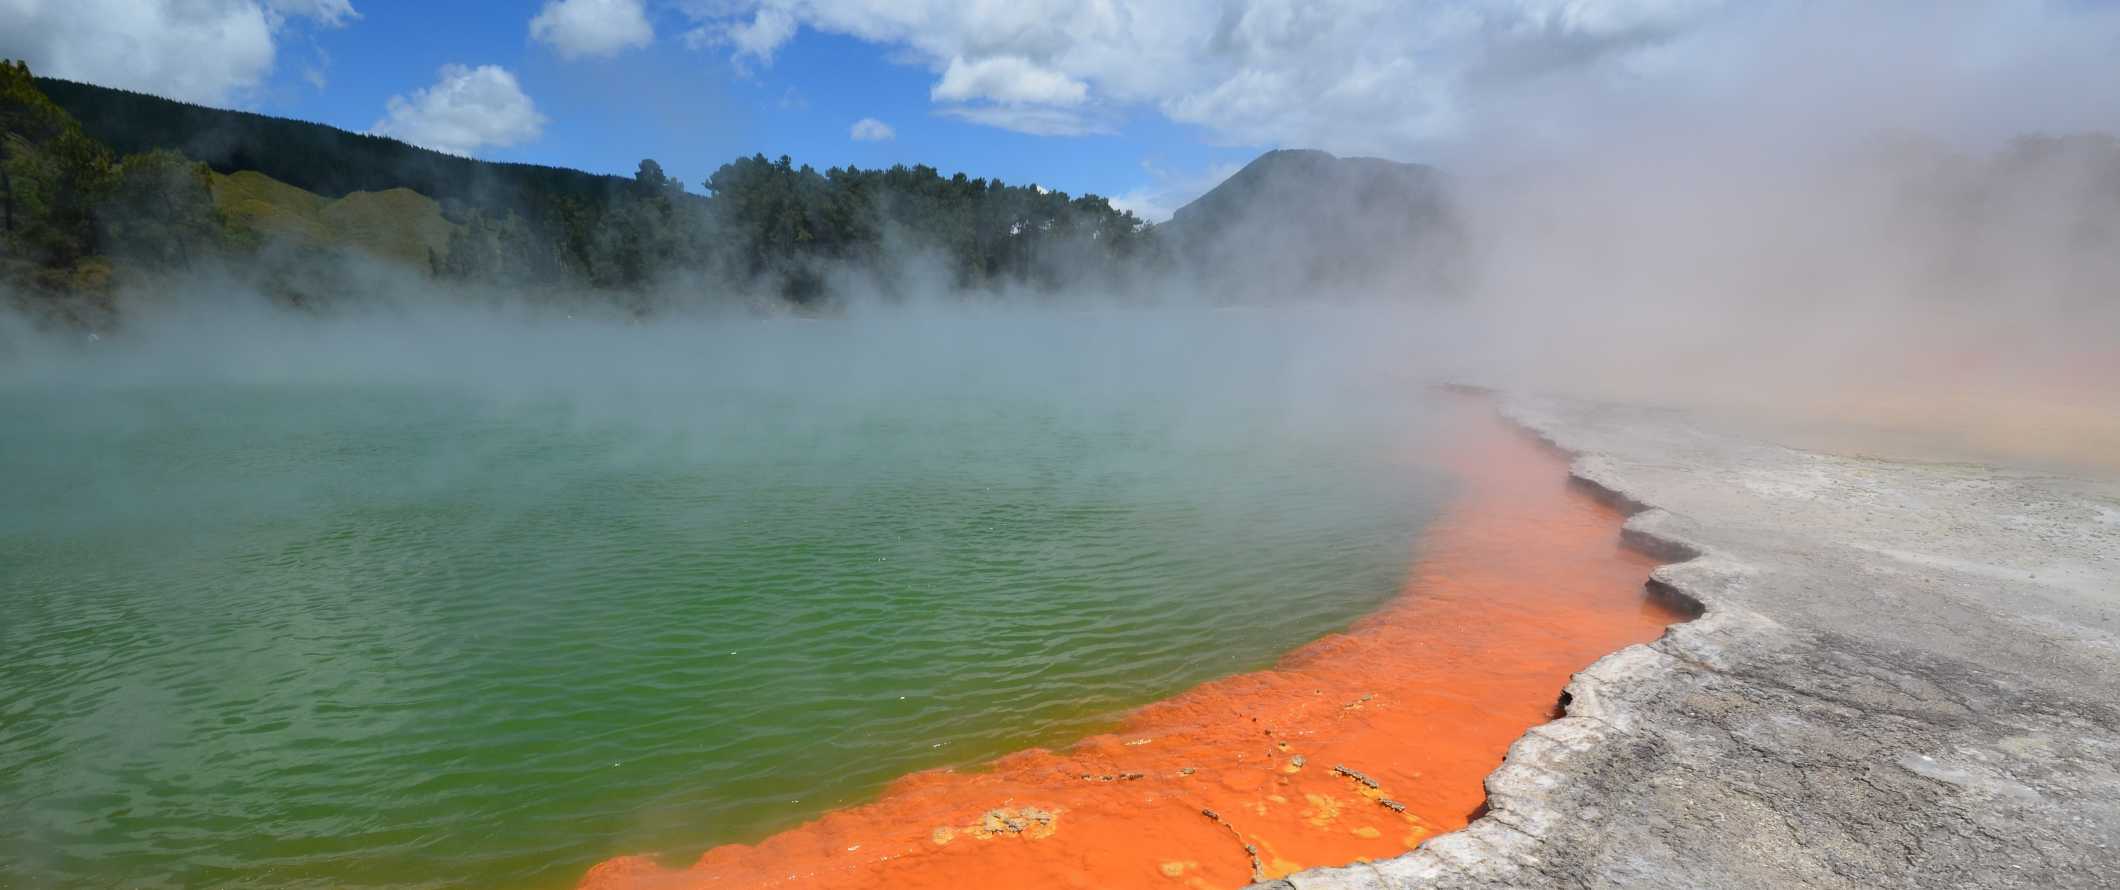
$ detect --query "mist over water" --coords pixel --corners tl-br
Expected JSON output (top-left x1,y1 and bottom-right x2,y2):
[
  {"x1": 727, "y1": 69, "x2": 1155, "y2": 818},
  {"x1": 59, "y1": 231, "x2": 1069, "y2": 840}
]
[
  {"x1": 6, "y1": 5, "x2": 2119, "y2": 887},
  {"x1": 0, "y1": 303, "x2": 1454, "y2": 888}
]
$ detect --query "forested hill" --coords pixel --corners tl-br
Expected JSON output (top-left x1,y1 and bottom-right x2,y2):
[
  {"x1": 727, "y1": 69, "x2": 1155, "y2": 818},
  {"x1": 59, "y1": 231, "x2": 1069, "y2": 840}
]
[
  {"x1": 4, "y1": 61, "x2": 1154, "y2": 322},
  {"x1": 34, "y1": 77, "x2": 631, "y2": 215},
  {"x1": 14, "y1": 70, "x2": 1473, "y2": 318}
]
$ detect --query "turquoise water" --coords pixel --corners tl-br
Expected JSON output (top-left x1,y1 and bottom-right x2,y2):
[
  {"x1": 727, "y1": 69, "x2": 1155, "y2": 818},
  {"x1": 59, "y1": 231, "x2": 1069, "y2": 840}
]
[{"x1": 0, "y1": 311, "x2": 1448, "y2": 889}]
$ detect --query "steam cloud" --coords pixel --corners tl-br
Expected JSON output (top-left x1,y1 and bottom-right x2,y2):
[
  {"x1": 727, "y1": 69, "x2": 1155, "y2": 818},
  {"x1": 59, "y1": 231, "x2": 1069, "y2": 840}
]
[
  {"x1": 4, "y1": 2, "x2": 2117, "y2": 468},
  {"x1": 1429, "y1": 1, "x2": 2120, "y2": 467}
]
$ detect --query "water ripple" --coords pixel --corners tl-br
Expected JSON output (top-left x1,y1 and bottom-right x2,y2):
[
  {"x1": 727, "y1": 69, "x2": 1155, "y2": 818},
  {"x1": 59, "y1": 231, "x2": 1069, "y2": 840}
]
[{"x1": 0, "y1": 384, "x2": 1445, "y2": 889}]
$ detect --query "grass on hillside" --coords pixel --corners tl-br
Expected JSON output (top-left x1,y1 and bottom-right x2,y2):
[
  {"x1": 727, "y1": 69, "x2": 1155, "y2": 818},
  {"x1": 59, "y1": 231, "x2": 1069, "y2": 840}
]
[{"x1": 210, "y1": 170, "x2": 459, "y2": 268}]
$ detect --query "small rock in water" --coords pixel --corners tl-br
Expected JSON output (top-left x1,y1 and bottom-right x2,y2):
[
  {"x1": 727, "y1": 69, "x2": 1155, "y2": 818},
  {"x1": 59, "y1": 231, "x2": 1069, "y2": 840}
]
[
  {"x1": 1333, "y1": 765, "x2": 1381, "y2": 788},
  {"x1": 975, "y1": 806, "x2": 1057, "y2": 838}
]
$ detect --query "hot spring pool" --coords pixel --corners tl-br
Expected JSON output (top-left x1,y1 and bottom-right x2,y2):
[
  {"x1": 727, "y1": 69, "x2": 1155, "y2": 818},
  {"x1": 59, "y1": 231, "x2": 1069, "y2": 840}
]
[{"x1": 0, "y1": 310, "x2": 1451, "y2": 888}]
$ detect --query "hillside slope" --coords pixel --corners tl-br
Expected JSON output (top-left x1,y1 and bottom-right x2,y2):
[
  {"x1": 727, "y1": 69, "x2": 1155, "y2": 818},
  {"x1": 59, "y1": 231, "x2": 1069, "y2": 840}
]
[
  {"x1": 210, "y1": 170, "x2": 460, "y2": 269},
  {"x1": 1161, "y1": 149, "x2": 1464, "y2": 297},
  {"x1": 35, "y1": 76, "x2": 627, "y2": 215},
  {"x1": 27, "y1": 73, "x2": 1148, "y2": 301}
]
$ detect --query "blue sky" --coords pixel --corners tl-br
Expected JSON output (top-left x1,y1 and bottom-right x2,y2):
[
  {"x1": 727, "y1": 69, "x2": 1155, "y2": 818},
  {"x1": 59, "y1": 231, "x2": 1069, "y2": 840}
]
[
  {"x1": 274, "y1": 5, "x2": 1259, "y2": 212},
  {"x1": 3, "y1": 0, "x2": 1279, "y2": 219},
  {"x1": 6, "y1": 0, "x2": 2117, "y2": 221}
]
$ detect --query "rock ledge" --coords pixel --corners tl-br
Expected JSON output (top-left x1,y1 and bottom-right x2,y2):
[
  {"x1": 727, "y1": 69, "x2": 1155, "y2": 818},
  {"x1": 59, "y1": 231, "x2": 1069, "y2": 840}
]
[{"x1": 1252, "y1": 397, "x2": 2120, "y2": 890}]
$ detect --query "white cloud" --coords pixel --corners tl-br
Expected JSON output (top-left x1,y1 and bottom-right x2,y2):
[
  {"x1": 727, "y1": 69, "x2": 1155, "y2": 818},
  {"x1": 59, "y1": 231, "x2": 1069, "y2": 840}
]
[
  {"x1": 370, "y1": 64, "x2": 548, "y2": 157},
  {"x1": 931, "y1": 56, "x2": 1087, "y2": 106},
  {"x1": 1103, "y1": 189, "x2": 1162, "y2": 223},
  {"x1": 936, "y1": 104, "x2": 1110, "y2": 137},
  {"x1": 530, "y1": 0, "x2": 654, "y2": 60},
  {"x1": 727, "y1": 7, "x2": 797, "y2": 64},
  {"x1": 267, "y1": 0, "x2": 357, "y2": 27},
  {"x1": 301, "y1": 45, "x2": 332, "y2": 90},
  {"x1": 0, "y1": 0, "x2": 354, "y2": 105},
  {"x1": 849, "y1": 117, "x2": 895, "y2": 141},
  {"x1": 672, "y1": 1, "x2": 2120, "y2": 157}
]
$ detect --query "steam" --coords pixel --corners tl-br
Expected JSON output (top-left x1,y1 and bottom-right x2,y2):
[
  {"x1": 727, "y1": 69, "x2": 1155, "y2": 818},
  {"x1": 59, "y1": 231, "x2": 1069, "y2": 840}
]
[
  {"x1": 1423, "y1": 1, "x2": 2120, "y2": 468},
  {"x1": 9, "y1": 9, "x2": 2117, "y2": 888},
  {"x1": 5, "y1": 2, "x2": 2118, "y2": 469}
]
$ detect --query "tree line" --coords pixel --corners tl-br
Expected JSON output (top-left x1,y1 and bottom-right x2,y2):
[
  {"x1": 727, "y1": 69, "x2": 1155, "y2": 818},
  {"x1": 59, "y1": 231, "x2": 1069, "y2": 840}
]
[
  {"x1": 2, "y1": 61, "x2": 219, "y2": 303},
  {"x1": 5, "y1": 66, "x2": 1152, "y2": 316}
]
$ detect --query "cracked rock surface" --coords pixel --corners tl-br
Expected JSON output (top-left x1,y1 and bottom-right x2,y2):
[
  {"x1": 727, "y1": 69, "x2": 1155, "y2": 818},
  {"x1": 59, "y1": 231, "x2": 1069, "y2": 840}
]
[{"x1": 1253, "y1": 397, "x2": 2120, "y2": 890}]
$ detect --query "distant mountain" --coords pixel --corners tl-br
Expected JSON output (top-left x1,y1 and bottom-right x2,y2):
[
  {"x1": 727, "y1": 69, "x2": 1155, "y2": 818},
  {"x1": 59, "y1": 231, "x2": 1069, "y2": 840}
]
[
  {"x1": 1160, "y1": 149, "x2": 1464, "y2": 297},
  {"x1": 1166, "y1": 149, "x2": 1445, "y2": 231}
]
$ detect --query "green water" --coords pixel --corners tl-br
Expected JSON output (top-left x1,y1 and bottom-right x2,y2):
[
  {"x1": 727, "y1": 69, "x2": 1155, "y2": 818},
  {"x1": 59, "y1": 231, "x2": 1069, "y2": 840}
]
[{"x1": 0, "y1": 311, "x2": 1448, "y2": 889}]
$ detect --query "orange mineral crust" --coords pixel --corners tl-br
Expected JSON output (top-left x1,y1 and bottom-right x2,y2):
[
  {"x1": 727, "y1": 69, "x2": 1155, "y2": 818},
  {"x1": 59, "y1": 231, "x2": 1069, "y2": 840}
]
[{"x1": 579, "y1": 408, "x2": 1683, "y2": 890}]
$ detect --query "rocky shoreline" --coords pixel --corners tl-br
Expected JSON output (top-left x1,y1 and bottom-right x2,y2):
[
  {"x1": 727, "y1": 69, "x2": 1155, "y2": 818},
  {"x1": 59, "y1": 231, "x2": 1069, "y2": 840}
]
[{"x1": 1255, "y1": 396, "x2": 2120, "y2": 889}]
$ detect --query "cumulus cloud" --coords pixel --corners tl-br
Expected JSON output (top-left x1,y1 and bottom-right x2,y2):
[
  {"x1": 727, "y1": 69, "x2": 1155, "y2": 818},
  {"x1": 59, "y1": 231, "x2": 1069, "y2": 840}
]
[
  {"x1": 926, "y1": 55, "x2": 1101, "y2": 134},
  {"x1": 672, "y1": 1, "x2": 2120, "y2": 157},
  {"x1": 726, "y1": 8, "x2": 798, "y2": 64},
  {"x1": 0, "y1": 0, "x2": 353, "y2": 105},
  {"x1": 849, "y1": 117, "x2": 895, "y2": 141},
  {"x1": 530, "y1": 0, "x2": 654, "y2": 60},
  {"x1": 931, "y1": 56, "x2": 1088, "y2": 106},
  {"x1": 370, "y1": 64, "x2": 548, "y2": 157}
]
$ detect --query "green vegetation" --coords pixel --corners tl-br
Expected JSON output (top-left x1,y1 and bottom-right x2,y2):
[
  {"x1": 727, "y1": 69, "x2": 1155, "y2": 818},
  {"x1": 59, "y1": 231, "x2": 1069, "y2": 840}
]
[
  {"x1": 698, "y1": 154, "x2": 1152, "y2": 298},
  {"x1": 9, "y1": 69, "x2": 1155, "y2": 315},
  {"x1": 210, "y1": 170, "x2": 457, "y2": 268},
  {"x1": 3, "y1": 65, "x2": 1477, "y2": 325},
  {"x1": 34, "y1": 75, "x2": 627, "y2": 215},
  {"x1": 104, "y1": 150, "x2": 222, "y2": 271},
  {"x1": 2, "y1": 59, "x2": 108, "y2": 275},
  {"x1": 3, "y1": 60, "x2": 185, "y2": 322}
]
